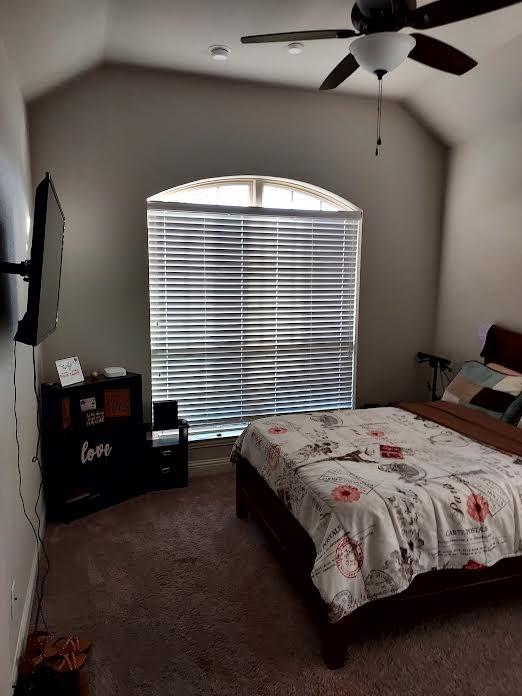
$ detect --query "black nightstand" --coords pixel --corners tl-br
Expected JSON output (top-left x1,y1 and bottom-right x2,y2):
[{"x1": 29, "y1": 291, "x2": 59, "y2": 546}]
[{"x1": 146, "y1": 420, "x2": 189, "y2": 489}]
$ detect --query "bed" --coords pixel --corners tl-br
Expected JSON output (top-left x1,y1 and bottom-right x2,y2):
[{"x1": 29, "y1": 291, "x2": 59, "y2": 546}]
[{"x1": 233, "y1": 324, "x2": 522, "y2": 668}]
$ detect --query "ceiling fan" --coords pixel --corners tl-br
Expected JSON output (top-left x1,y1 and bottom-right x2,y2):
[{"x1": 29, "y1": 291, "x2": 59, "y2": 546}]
[{"x1": 241, "y1": 0, "x2": 521, "y2": 90}]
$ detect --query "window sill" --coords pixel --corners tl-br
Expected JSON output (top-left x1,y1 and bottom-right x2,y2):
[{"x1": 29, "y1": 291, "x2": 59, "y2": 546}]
[{"x1": 189, "y1": 433, "x2": 239, "y2": 449}]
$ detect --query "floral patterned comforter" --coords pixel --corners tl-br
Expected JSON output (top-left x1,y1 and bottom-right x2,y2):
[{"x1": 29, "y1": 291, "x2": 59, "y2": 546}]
[{"x1": 232, "y1": 406, "x2": 522, "y2": 622}]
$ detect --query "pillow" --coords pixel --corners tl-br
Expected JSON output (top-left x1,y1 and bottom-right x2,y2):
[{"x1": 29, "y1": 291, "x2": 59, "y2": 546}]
[
  {"x1": 484, "y1": 362, "x2": 522, "y2": 428},
  {"x1": 442, "y1": 361, "x2": 522, "y2": 423},
  {"x1": 503, "y1": 393, "x2": 522, "y2": 428},
  {"x1": 486, "y1": 362, "x2": 522, "y2": 376}
]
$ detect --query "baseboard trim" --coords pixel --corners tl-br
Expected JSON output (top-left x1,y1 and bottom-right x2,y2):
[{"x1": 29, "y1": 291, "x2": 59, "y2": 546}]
[
  {"x1": 10, "y1": 542, "x2": 39, "y2": 691},
  {"x1": 189, "y1": 457, "x2": 233, "y2": 477}
]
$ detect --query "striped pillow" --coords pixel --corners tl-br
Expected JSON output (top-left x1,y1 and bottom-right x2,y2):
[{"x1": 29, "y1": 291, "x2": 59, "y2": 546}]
[{"x1": 442, "y1": 361, "x2": 522, "y2": 423}]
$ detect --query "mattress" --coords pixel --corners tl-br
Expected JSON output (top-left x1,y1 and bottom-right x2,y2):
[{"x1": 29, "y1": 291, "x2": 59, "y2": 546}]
[{"x1": 232, "y1": 404, "x2": 522, "y2": 622}]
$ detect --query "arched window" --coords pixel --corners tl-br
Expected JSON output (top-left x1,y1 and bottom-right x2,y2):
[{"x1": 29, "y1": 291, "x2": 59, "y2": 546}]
[
  {"x1": 148, "y1": 175, "x2": 359, "y2": 211},
  {"x1": 147, "y1": 176, "x2": 362, "y2": 439}
]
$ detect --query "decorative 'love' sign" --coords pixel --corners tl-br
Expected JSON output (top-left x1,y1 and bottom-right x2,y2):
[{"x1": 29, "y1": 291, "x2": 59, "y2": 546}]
[{"x1": 81, "y1": 441, "x2": 112, "y2": 464}]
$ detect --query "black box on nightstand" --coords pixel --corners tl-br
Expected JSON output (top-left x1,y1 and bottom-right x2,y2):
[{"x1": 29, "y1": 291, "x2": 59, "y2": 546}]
[{"x1": 147, "y1": 419, "x2": 189, "y2": 489}]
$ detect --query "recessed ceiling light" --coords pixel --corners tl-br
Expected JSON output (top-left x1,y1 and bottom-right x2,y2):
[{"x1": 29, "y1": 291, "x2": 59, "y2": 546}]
[
  {"x1": 209, "y1": 45, "x2": 231, "y2": 61},
  {"x1": 287, "y1": 42, "x2": 304, "y2": 55}
]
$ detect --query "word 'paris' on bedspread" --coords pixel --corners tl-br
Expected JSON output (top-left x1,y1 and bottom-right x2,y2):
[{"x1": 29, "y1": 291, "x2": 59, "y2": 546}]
[{"x1": 232, "y1": 404, "x2": 522, "y2": 623}]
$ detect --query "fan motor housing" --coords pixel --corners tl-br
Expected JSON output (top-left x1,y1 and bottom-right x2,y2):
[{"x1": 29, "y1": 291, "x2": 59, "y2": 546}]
[{"x1": 352, "y1": 0, "x2": 415, "y2": 33}]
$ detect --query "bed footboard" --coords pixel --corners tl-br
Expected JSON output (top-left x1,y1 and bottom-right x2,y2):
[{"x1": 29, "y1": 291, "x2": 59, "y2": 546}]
[{"x1": 235, "y1": 455, "x2": 522, "y2": 669}]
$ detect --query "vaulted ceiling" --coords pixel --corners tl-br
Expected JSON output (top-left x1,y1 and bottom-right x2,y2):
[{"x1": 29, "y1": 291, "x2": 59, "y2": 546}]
[{"x1": 2, "y1": 0, "x2": 522, "y2": 144}]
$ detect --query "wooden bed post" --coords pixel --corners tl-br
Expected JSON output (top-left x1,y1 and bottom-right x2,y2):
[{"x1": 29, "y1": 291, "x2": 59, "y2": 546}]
[
  {"x1": 235, "y1": 461, "x2": 248, "y2": 519},
  {"x1": 322, "y1": 619, "x2": 349, "y2": 670}
]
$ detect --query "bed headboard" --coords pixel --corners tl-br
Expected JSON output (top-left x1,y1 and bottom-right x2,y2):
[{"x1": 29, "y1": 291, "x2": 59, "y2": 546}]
[{"x1": 480, "y1": 324, "x2": 522, "y2": 373}]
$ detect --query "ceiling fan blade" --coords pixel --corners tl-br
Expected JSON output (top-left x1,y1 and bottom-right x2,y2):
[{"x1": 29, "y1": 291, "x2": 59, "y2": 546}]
[
  {"x1": 241, "y1": 29, "x2": 358, "y2": 44},
  {"x1": 320, "y1": 53, "x2": 359, "y2": 90},
  {"x1": 409, "y1": 33, "x2": 478, "y2": 75},
  {"x1": 408, "y1": 0, "x2": 521, "y2": 30}
]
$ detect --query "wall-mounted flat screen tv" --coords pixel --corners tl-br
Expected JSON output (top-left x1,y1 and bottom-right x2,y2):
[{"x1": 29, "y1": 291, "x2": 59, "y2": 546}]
[{"x1": 15, "y1": 173, "x2": 65, "y2": 346}]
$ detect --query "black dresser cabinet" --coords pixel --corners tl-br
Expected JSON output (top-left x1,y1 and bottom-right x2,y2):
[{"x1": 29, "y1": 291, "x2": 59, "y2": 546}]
[{"x1": 41, "y1": 373, "x2": 146, "y2": 521}]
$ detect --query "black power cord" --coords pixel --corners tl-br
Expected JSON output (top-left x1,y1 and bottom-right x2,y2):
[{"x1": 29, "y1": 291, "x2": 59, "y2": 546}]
[
  {"x1": 13, "y1": 341, "x2": 50, "y2": 641},
  {"x1": 31, "y1": 346, "x2": 51, "y2": 635}
]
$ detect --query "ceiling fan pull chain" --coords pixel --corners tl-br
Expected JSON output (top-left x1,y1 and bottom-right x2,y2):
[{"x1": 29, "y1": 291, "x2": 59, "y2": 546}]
[{"x1": 375, "y1": 73, "x2": 383, "y2": 157}]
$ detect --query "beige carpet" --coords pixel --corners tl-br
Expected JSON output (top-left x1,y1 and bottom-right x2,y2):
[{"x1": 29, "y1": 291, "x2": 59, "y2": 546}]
[{"x1": 41, "y1": 472, "x2": 522, "y2": 695}]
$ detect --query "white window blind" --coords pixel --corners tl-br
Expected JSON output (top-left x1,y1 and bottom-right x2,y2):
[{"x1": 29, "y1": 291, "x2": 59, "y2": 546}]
[{"x1": 148, "y1": 203, "x2": 362, "y2": 438}]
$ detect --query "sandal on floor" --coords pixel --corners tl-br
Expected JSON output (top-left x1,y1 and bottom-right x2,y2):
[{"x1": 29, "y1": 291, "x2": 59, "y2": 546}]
[
  {"x1": 25, "y1": 632, "x2": 57, "y2": 667},
  {"x1": 46, "y1": 651, "x2": 87, "y2": 673},
  {"x1": 49, "y1": 635, "x2": 92, "y2": 656},
  {"x1": 26, "y1": 631, "x2": 55, "y2": 652}
]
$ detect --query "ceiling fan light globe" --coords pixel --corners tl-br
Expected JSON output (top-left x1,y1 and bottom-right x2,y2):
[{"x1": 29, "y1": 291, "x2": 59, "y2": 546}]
[{"x1": 351, "y1": 32, "x2": 416, "y2": 75}]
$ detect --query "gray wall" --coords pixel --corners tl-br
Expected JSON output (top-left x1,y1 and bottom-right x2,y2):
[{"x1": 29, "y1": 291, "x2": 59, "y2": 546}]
[
  {"x1": 0, "y1": 42, "x2": 40, "y2": 691},
  {"x1": 29, "y1": 65, "x2": 446, "y2": 416},
  {"x1": 436, "y1": 121, "x2": 522, "y2": 364}
]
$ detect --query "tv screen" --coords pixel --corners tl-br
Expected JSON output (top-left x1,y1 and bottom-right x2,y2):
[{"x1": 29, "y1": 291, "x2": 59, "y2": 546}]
[{"x1": 15, "y1": 173, "x2": 65, "y2": 346}]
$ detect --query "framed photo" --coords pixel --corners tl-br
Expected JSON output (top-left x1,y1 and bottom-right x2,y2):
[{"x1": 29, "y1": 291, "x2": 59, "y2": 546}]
[
  {"x1": 105, "y1": 388, "x2": 131, "y2": 418},
  {"x1": 55, "y1": 356, "x2": 84, "y2": 387}
]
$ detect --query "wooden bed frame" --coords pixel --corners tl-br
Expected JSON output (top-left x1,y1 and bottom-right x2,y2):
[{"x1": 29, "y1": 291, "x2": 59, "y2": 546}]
[{"x1": 235, "y1": 324, "x2": 522, "y2": 669}]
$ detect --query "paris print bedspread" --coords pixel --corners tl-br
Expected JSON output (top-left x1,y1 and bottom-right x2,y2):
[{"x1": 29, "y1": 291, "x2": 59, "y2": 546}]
[{"x1": 232, "y1": 406, "x2": 522, "y2": 622}]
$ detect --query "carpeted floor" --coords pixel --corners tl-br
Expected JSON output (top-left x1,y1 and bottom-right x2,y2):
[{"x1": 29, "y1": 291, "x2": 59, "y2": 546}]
[{"x1": 41, "y1": 472, "x2": 522, "y2": 695}]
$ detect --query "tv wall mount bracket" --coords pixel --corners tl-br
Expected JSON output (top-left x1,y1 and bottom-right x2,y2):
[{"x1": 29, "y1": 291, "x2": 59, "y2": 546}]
[{"x1": 0, "y1": 260, "x2": 31, "y2": 281}]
